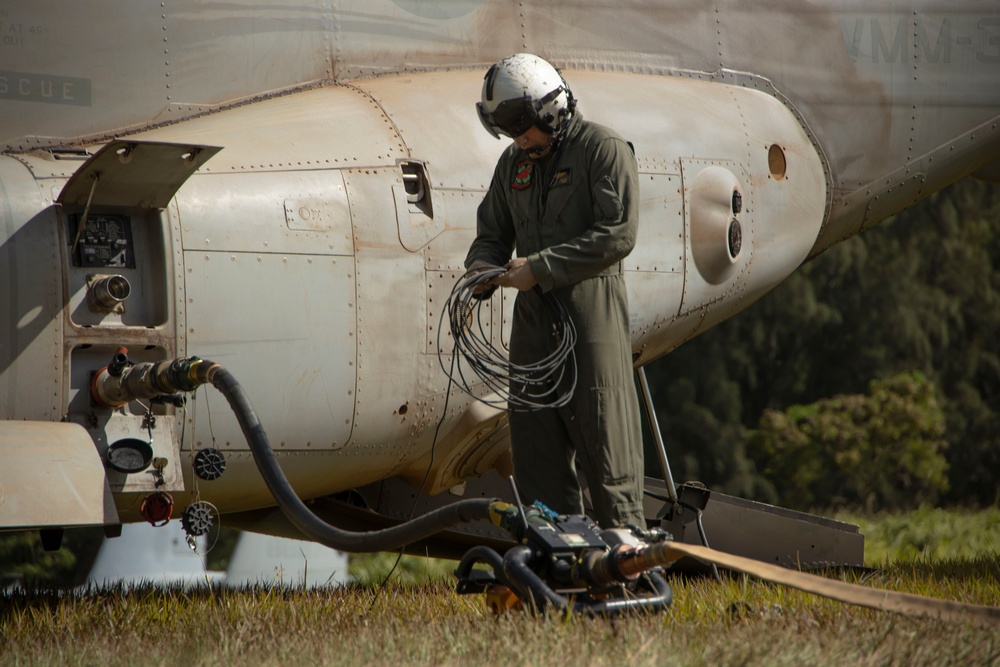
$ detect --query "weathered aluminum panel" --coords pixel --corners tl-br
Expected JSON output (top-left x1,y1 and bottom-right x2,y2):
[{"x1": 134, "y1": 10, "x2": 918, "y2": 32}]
[
  {"x1": 352, "y1": 71, "x2": 510, "y2": 192},
  {"x1": 677, "y1": 140, "x2": 823, "y2": 342},
  {"x1": 183, "y1": 251, "x2": 357, "y2": 453},
  {"x1": 419, "y1": 187, "x2": 503, "y2": 359},
  {"x1": 420, "y1": 189, "x2": 485, "y2": 269},
  {"x1": 57, "y1": 140, "x2": 220, "y2": 209},
  {"x1": 127, "y1": 86, "x2": 406, "y2": 174},
  {"x1": 628, "y1": 167, "x2": 684, "y2": 276},
  {"x1": 0, "y1": 1, "x2": 334, "y2": 151},
  {"x1": 0, "y1": 157, "x2": 62, "y2": 422},
  {"x1": 344, "y1": 167, "x2": 438, "y2": 467},
  {"x1": 626, "y1": 167, "x2": 685, "y2": 362},
  {"x1": 176, "y1": 171, "x2": 354, "y2": 257},
  {"x1": 627, "y1": 269, "x2": 690, "y2": 365},
  {"x1": 285, "y1": 197, "x2": 344, "y2": 233},
  {"x1": 394, "y1": 183, "x2": 443, "y2": 252},
  {"x1": 395, "y1": 394, "x2": 512, "y2": 495},
  {"x1": 680, "y1": 158, "x2": 756, "y2": 317},
  {"x1": 0, "y1": 421, "x2": 119, "y2": 529}
]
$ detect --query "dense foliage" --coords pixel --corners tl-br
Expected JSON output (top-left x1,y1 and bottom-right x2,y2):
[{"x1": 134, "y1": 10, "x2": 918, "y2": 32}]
[
  {"x1": 748, "y1": 372, "x2": 948, "y2": 511},
  {"x1": 0, "y1": 527, "x2": 103, "y2": 589},
  {"x1": 644, "y1": 177, "x2": 1000, "y2": 509}
]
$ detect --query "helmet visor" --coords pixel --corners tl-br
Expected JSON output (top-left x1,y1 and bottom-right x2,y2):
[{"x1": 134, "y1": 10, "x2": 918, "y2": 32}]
[{"x1": 477, "y1": 96, "x2": 537, "y2": 138}]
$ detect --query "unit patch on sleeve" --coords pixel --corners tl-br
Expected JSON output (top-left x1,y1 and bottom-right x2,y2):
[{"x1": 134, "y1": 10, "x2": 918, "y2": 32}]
[{"x1": 512, "y1": 159, "x2": 534, "y2": 190}]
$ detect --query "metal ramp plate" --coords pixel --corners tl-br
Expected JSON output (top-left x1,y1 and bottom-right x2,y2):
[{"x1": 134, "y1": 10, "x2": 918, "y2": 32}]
[
  {"x1": 643, "y1": 477, "x2": 865, "y2": 570},
  {"x1": 0, "y1": 421, "x2": 119, "y2": 529}
]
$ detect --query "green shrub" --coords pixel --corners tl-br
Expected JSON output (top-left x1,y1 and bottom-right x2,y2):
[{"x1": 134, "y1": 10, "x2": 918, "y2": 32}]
[{"x1": 749, "y1": 371, "x2": 948, "y2": 511}]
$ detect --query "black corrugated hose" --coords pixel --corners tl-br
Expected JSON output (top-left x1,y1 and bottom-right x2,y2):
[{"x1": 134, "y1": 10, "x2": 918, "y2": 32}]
[
  {"x1": 502, "y1": 546, "x2": 673, "y2": 616},
  {"x1": 456, "y1": 545, "x2": 673, "y2": 617},
  {"x1": 208, "y1": 364, "x2": 497, "y2": 552}
]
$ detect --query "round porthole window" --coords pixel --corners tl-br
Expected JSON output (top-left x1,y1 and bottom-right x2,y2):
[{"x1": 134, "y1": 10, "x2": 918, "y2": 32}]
[{"x1": 768, "y1": 144, "x2": 787, "y2": 181}]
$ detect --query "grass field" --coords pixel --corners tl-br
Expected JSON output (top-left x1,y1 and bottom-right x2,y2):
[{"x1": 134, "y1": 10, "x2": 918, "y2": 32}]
[{"x1": 2, "y1": 507, "x2": 998, "y2": 666}]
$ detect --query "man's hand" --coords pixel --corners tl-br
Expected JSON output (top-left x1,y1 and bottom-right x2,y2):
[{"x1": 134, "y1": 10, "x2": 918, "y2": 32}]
[
  {"x1": 496, "y1": 257, "x2": 538, "y2": 291},
  {"x1": 467, "y1": 260, "x2": 499, "y2": 298}
]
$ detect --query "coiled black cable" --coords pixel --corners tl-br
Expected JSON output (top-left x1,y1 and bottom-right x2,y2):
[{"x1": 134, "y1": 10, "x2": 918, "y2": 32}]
[{"x1": 438, "y1": 267, "x2": 577, "y2": 411}]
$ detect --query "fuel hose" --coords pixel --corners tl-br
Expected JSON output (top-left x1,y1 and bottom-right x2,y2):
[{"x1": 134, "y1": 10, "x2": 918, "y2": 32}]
[
  {"x1": 607, "y1": 540, "x2": 1000, "y2": 627},
  {"x1": 207, "y1": 364, "x2": 498, "y2": 552},
  {"x1": 92, "y1": 354, "x2": 499, "y2": 553}
]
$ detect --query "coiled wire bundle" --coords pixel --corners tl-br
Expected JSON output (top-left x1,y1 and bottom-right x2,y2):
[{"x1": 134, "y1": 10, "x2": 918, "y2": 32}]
[{"x1": 438, "y1": 267, "x2": 577, "y2": 411}]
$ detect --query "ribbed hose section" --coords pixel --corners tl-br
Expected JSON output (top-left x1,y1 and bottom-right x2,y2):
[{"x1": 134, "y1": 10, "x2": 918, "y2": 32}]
[{"x1": 208, "y1": 366, "x2": 496, "y2": 552}]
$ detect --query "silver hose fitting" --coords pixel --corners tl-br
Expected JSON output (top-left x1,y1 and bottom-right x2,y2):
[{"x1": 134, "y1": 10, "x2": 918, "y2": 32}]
[{"x1": 89, "y1": 274, "x2": 131, "y2": 310}]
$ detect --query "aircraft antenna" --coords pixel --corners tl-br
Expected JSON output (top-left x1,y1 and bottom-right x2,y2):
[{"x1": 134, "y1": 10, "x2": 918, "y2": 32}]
[{"x1": 70, "y1": 172, "x2": 100, "y2": 257}]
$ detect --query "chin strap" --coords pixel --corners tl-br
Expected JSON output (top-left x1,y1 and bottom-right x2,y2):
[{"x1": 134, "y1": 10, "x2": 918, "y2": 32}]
[{"x1": 526, "y1": 140, "x2": 553, "y2": 158}]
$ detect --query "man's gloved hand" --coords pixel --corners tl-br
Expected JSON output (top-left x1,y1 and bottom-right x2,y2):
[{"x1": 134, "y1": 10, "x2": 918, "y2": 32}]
[
  {"x1": 495, "y1": 257, "x2": 538, "y2": 291},
  {"x1": 467, "y1": 259, "x2": 499, "y2": 299}
]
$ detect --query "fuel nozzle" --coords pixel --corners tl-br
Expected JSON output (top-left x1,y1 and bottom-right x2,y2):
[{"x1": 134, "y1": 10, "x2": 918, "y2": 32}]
[
  {"x1": 91, "y1": 353, "x2": 219, "y2": 408},
  {"x1": 107, "y1": 347, "x2": 130, "y2": 377},
  {"x1": 578, "y1": 529, "x2": 682, "y2": 588}
]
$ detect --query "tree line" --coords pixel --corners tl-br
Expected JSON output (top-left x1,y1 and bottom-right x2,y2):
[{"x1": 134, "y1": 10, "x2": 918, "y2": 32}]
[{"x1": 642, "y1": 177, "x2": 1000, "y2": 512}]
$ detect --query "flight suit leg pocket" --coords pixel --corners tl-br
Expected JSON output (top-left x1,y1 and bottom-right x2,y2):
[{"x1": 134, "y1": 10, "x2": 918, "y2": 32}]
[{"x1": 586, "y1": 385, "x2": 635, "y2": 486}]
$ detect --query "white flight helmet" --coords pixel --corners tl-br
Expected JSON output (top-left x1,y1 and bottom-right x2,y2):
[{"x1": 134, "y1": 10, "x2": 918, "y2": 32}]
[{"x1": 477, "y1": 53, "x2": 576, "y2": 141}]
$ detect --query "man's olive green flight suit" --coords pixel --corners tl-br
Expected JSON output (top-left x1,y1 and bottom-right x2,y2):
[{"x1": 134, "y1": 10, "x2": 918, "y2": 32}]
[{"x1": 465, "y1": 114, "x2": 645, "y2": 529}]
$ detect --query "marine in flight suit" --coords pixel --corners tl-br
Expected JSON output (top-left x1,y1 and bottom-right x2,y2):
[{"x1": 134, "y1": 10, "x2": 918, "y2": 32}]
[{"x1": 466, "y1": 58, "x2": 645, "y2": 528}]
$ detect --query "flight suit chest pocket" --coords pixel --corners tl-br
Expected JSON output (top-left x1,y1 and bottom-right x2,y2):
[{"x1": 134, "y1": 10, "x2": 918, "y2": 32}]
[
  {"x1": 545, "y1": 168, "x2": 577, "y2": 214},
  {"x1": 543, "y1": 168, "x2": 587, "y2": 242}
]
